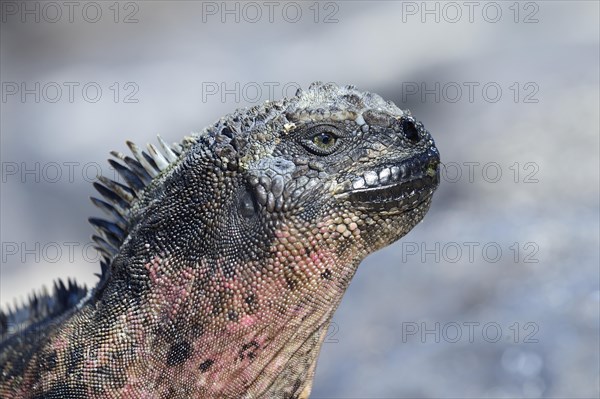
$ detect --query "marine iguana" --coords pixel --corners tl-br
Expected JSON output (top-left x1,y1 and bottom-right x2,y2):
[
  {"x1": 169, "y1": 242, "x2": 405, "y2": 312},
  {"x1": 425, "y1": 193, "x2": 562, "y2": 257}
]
[{"x1": 0, "y1": 82, "x2": 440, "y2": 398}]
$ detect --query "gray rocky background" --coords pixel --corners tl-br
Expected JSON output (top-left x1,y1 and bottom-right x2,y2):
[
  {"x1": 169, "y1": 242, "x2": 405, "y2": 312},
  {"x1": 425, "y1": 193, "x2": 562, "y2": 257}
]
[{"x1": 1, "y1": 1, "x2": 598, "y2": 397}]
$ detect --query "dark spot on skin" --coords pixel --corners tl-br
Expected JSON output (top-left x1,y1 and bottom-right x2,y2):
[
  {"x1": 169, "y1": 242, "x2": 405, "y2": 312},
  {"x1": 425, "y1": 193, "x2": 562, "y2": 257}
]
[
  {"x1": 245, "y1": 293, "x2": 259, "y2": 314},
  {"x1": 45, "y1": 350, "x2": 58, "y2": 370},
  {"x1": 199, "y1": 359, "x2": 214, "y2": 372},
  {"x1": 239, "y1": 341, "x2": 260, "y2": 361},
  {"x1": 284, "y1": 275, "x2": 297, "y2": 290},
  {"x1": 245, "y1": 293, "x2": 255, "y2": 304},
  {"x1": 67, "y1": 346, "x2": 84, "y2": 377},
  {"x1": 320, "y1": 269, "x2": 332, "y2": 280},
  {"x1": 166, "y1": 340, "x2": 192, "y2": 367},
  {"x1": 32, "y1": 381, "x2": 88, "y2": 399},
  {"x1": 292, "y1": 378, "x2": 304, "y2": 395},
  {"x1": 228, "y1": 310, "x2": 239, "y2": 322}
]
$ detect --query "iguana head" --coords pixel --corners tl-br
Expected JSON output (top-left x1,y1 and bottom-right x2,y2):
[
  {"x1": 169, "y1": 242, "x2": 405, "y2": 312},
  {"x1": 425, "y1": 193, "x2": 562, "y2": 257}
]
[
  {"x1": 237, "y1": 82, "x2": 440, "y2": 258},
  {"x1": 184, "y1": 82, "x2": 440, "y2": 280}
]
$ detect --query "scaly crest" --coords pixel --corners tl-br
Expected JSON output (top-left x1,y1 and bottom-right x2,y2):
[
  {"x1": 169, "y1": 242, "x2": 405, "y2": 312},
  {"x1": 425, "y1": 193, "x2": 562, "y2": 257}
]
[{"x1": 88, "y1": 135, "x2": 187, "y2": 272}]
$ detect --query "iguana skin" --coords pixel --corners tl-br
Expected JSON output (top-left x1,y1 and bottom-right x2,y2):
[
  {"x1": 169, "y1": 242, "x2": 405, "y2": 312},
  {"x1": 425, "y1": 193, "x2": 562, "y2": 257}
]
[{"x1": 0, "y1": 82, "x2": 440, "y2": 398}]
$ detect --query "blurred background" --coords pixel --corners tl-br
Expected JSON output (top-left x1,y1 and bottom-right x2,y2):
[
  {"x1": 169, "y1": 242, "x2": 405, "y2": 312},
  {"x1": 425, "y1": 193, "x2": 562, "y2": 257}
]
[{"x1": 1, "y1": 1, "x2": 598, "y2": 397}]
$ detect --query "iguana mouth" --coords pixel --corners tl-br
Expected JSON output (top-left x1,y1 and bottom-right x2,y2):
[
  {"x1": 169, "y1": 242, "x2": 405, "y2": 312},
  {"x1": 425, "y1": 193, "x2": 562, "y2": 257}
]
[{"x1": 336, "y1": 148, "x2": 440, "y2": 212}]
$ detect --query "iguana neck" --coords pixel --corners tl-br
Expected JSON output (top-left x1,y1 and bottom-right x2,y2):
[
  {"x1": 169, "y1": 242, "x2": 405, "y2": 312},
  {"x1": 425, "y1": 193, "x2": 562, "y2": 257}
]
[{"x1": 77, "y1": 223, "x2": 363, "y2": 397}]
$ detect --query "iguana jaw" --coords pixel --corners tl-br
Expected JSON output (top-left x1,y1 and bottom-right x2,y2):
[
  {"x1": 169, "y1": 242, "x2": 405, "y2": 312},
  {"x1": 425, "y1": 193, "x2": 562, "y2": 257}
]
[{"x1": 334, "y1": 148, "x2": 440, "y2": 213}]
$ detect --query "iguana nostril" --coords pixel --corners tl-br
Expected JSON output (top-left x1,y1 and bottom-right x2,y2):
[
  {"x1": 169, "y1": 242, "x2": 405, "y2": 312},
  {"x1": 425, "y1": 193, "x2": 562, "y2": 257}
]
[{"x1": 402, "y1": 119, "x2": 420, "y2": 143}]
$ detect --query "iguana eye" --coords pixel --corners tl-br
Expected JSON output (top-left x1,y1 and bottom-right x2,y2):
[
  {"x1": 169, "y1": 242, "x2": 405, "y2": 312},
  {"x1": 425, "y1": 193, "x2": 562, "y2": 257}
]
[
  {"x1": 313, "y1": 132, "x2": 337, "y2": 149},
  {"x1": 301, "y1": 125, "x2": 342, "y2": 155}
]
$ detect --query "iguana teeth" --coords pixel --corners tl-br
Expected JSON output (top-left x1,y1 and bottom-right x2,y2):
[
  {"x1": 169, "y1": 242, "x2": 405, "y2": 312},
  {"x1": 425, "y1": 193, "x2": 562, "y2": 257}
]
[
  {"x1": 352, "y1": 177, "x2": 366, "y2": 189},
  {"x1": 379, "y1": 167, "x2": 391, "y2": 184},
  {"x1": 364, "y1": 170, "x2": 379, "y2": 186}
]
